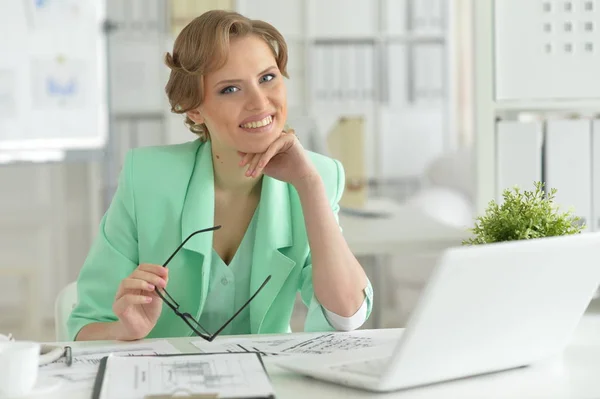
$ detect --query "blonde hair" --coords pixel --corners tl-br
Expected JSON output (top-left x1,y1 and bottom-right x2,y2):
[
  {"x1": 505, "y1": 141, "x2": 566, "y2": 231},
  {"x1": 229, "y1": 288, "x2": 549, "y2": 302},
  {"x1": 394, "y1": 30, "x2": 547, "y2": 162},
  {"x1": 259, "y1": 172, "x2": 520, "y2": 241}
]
[{"x1": 164, "y1": 10, "x2": 289, "y2": 140}]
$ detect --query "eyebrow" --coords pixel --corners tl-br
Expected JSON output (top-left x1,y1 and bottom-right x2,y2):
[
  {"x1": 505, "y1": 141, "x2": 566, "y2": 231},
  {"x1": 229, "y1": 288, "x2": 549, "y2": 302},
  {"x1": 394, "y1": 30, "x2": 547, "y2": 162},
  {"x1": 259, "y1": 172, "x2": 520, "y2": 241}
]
[{"x1": 213, "y1": 66, "x2": 278, "y2": 88}]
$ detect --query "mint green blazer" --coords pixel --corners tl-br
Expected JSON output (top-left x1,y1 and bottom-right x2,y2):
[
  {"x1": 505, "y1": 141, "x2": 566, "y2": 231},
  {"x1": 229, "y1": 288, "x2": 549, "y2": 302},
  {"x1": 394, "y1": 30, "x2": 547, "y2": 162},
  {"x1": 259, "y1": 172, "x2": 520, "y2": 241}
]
[{"x1": 67, "y1": 140, "x2": 373, "y2": 340}]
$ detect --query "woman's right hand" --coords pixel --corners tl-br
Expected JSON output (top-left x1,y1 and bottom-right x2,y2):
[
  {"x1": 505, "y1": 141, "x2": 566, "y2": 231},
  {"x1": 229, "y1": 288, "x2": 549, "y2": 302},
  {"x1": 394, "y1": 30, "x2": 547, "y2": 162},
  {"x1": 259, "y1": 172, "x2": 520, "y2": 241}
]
[{"x1": 112, "y1": 264, "x2": 169, "y2": 341}]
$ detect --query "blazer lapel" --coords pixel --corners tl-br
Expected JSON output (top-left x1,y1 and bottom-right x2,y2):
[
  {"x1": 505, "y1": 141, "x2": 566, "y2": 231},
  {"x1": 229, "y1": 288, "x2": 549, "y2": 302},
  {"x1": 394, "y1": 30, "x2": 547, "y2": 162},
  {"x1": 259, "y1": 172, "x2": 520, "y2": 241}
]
[
  {"x1": 180, "y1": 141, "x2": 215, "y2": 319},
  {"x1": 250, "y1": 176, "x2": 296, "y2": 333},
  {"x1": 178, "y1": 140, "x2": 296, "y2": 332}
]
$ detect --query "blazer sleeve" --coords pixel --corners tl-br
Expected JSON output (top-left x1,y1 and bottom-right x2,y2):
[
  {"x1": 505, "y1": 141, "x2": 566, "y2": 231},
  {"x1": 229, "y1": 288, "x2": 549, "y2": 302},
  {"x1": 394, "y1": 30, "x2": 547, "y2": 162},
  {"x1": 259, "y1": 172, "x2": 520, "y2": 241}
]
[
  {"x1": 299, "y1": 158, "x2": 374, "y2": 332},
  {"x1": 67, "y1": 151, "x2": 139, "y2": 340}
]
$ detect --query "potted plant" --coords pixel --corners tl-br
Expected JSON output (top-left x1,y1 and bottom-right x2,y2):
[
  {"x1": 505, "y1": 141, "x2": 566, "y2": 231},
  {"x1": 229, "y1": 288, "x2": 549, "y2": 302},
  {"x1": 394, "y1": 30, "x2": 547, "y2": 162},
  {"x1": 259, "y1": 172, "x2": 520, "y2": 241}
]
[{"x1": 463, "y1": 181, "x2": 584, "y2": 246}]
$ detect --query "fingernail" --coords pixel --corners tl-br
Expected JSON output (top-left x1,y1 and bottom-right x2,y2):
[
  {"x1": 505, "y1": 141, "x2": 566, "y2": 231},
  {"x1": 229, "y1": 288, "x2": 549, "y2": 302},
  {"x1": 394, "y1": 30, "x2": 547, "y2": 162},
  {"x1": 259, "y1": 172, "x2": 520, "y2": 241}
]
[
  {"x1": 147, "y1": 284, "x2": 155, "y2": 290},
  {"x1": 146, "y1": 297, "x2": 152, "y2": 302}
]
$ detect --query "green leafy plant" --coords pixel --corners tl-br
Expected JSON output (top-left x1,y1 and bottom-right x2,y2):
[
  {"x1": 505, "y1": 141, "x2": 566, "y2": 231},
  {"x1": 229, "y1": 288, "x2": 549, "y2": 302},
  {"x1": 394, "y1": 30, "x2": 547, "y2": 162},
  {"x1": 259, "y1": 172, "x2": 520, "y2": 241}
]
[{"x1": 463, "y1": 181, "x2": 585, "y2": 245}]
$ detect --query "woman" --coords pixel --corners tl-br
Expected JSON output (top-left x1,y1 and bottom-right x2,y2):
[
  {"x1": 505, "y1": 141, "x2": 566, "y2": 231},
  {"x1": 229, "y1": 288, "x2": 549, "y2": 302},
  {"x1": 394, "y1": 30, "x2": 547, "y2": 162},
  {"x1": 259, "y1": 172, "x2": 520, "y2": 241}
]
[{"x1": 68, "y1": 10, "x2": 373, "y2": 341}]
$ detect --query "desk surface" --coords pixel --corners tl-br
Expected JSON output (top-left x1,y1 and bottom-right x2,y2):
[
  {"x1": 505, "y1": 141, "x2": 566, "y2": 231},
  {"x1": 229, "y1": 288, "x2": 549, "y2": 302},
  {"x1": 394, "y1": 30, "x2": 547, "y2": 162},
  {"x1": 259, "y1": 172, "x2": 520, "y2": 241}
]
[
  {"x1": 40, "y1": 309, "x2": 600, "y2": 399},
  {"x1": 339, "y1": 199, "x2": 468, "y2": 256}
]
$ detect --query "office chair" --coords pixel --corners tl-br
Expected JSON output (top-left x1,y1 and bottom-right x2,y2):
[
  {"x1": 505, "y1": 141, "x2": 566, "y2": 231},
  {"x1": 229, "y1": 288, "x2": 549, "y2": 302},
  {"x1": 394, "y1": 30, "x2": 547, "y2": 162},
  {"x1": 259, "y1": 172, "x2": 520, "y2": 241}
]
[{"x1": 54, "y1": 282, "x2": 78, "y2": 342}]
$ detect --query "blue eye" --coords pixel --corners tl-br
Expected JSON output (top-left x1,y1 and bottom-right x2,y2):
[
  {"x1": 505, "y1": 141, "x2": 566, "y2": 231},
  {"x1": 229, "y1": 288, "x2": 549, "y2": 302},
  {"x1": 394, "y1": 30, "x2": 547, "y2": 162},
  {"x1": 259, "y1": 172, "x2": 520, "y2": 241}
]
[
  {"x1": 260, "y1": 73, "x2": 275, "y2": 83},
  {"x1": 220, "y1": 86, "x2": 239, "y2": 94}
]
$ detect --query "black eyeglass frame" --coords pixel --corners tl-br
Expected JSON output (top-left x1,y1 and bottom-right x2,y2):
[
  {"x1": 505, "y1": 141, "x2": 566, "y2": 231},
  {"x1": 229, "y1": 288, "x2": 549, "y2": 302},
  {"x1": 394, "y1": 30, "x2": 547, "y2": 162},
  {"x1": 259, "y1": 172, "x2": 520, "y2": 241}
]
[{"x1": 154, "y1": 225, "x2": 271, "y2": 342}]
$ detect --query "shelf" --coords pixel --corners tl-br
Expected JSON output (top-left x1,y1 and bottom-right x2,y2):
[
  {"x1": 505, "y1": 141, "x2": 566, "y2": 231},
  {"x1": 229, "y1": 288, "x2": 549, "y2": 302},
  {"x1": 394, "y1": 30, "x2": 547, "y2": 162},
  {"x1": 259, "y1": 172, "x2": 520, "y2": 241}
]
[
  {"x1": 309, "y1": 33, "x2": 446, "y2": 45},
  {"x1": 385, "y1": 33, "x2": 446, "y2": 44},
  {"x1": 309, "y1": 36, "x2": 378, "y2": 45},
  {"x1": 494, "y1": 99, "x2": 600, "y2": 115}
]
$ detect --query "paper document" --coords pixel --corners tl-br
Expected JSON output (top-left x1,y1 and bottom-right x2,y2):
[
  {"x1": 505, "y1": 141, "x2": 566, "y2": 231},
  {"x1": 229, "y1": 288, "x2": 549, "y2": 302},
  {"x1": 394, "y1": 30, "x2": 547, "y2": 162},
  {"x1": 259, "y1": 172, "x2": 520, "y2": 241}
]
[
  {"x1": 97, "y1": 353, "x2": 275, "y2": 399},
  {"x1": 39, "y1": 340, "x2": 178, "y2": 392},
  {"x1": 192, "y1": 330, "x2": 397, "y2": 357}
]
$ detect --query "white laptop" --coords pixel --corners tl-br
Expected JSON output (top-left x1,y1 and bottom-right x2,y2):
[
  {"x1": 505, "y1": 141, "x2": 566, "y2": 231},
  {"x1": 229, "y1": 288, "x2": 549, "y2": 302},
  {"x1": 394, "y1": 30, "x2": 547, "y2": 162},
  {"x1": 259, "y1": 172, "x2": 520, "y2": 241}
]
[{"x1": 276, "y1": 233, "x2": 600, "y2": 392}]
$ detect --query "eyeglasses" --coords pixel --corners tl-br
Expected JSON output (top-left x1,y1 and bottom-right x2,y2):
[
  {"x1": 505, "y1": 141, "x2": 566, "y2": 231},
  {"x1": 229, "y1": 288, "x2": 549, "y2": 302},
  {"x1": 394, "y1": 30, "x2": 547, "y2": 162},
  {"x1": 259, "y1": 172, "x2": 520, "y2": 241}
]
[{"x1": 154, "y1": 225, "x2": 271, "y2": 342}]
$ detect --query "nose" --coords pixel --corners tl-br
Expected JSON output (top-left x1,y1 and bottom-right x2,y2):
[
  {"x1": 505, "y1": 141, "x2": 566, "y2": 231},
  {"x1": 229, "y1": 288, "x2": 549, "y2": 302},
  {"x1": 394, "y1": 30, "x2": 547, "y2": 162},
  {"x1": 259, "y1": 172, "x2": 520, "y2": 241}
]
[{"x1": 244, "y1": 84, "x2": 269, "y2": 111}]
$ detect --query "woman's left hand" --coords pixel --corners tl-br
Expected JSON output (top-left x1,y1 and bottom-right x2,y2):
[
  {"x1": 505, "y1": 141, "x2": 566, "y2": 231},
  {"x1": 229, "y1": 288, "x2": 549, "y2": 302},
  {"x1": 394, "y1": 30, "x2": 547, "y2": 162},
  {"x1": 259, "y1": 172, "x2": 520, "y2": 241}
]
[{"x1": 238, "y1": 130, "x2": 319, "y2": 187}]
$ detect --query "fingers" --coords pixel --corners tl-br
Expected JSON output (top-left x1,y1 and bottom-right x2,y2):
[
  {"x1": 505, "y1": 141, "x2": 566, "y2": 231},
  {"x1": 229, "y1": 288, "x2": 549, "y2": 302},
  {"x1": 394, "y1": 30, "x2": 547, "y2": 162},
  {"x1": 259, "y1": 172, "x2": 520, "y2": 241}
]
[
  {"x1": 239, "y1": 152, "x2": 253, "y2": 167},
  {"x1": 138, "y1": 263, "x2": 168, "y2": 278},
  {"x1": 248, "y1": 151, "x2": 275, "y2": 178},
  {"x1": 130, "y1": 269, "x2": 168, "y2": 289},
  {"x1": 240, "y1": 130, "x2": 297, "y2": 177},
  {"x1": 245, "y1": 153, "x2": 264, "y2": 177},
  {"x1": 113, "y1": 294, "x2": 153, "y2": 316},
  {"x1": 120, "y1": 294, "x2": 153, "y2": 305},
  {"x1": 116, "y1": 264, "x2": 168, "y2": 299},
  {"x1": 121, "y1": 278, "x2": 156, "y2": 292},
  {"x1": 248, "y1": 133, "x2": 296, "y2": 177}
]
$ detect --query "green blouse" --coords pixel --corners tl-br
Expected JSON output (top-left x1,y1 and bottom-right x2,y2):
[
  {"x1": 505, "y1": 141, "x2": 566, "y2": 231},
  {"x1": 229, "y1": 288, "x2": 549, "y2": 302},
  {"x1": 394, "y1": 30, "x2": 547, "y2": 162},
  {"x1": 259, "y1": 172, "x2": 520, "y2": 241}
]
[{"x1": 198, "y1": 210, "x2": 258, "y2": 335}]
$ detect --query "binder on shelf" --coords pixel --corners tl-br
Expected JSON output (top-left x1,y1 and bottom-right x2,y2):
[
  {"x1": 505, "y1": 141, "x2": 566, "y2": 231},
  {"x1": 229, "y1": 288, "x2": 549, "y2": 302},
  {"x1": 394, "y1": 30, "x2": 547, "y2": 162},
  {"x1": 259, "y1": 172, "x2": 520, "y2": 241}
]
[
  {"x1": 383, "y1": 0, "x2": 407, "y2": 36},
  {"x1": 311, "y1": 46, "x2": 328, "y2": 100},
  {"x1": 545, "y1": 119, "x2": 592, "y2": 231},
  {"x1": 141, "y1": 0, "x2": 161, "y2": 31},
  {"x1": 361, "y1": 44, "x2": 374, "y2": 100},
  {"x1": 413, "y1": 44, "x2": 444, "y2": 104},
  {"x1": 326, "y1": 116, "x2": 367, "y2": 209},
  {"x1": 495, "y1": 121, "x2": 543, "y2": 202},
  {"x1": 592, "y1": 120, "x2": 600, "y2": 232},
  {"x1": 129, "y1": 0, "x2": 145, "y2": 30},
  {"x1": 387, "y1": 43, "x2": 407, "y2": 106}
]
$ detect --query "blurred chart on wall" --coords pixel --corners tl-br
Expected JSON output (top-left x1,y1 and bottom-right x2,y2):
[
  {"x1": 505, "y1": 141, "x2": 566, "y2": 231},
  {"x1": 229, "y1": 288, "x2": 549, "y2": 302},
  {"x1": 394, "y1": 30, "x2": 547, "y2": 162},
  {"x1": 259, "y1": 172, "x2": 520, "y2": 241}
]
[{"x1": 0, "y1": 0, "x2": 107, "y2": 151}]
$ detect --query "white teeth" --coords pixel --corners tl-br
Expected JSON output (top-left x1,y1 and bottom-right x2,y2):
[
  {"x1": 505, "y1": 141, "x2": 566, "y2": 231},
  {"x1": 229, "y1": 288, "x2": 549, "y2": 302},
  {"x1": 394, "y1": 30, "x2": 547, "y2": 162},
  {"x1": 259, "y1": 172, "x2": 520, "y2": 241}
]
[{"x1": 241, "y1": 115, "x2": 272, "y2": 129}]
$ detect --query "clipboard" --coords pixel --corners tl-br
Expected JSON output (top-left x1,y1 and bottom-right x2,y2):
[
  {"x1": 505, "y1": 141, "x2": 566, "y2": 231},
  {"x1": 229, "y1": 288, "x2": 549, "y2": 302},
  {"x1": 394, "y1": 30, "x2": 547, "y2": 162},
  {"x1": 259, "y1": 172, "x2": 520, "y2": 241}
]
[{"x1": 92, "y1": 352, "x2": 276, "y2": 399}]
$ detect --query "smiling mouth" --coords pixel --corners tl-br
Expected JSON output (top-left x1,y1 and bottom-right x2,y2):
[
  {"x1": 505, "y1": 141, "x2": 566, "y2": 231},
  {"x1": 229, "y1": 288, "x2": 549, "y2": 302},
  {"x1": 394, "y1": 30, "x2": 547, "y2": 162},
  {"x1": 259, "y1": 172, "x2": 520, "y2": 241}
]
[{"x1": 239, "y1": 115, "x2": 273, "y2": 129}]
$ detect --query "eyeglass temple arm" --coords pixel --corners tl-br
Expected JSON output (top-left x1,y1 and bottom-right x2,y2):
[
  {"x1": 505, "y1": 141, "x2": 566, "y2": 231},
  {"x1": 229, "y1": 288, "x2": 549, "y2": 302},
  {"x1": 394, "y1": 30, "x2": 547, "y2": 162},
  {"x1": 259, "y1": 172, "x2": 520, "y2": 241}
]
[
  {"x1": 162, "y1": 225, "x2": 222, "y2": 267},
  {"x1": 155, "y1": 287, "x2": 179, "y2": 310},
  {"x1": 207, "y1": 275, "x2": 272, "y2": 342}
]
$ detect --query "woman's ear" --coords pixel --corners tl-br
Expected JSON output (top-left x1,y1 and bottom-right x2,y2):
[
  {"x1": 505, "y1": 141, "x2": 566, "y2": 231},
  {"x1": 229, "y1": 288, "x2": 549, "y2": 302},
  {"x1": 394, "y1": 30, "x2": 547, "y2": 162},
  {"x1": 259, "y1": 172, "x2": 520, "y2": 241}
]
[{"x1": 186, "y1": 108, "x2": 205, "y2": 125}]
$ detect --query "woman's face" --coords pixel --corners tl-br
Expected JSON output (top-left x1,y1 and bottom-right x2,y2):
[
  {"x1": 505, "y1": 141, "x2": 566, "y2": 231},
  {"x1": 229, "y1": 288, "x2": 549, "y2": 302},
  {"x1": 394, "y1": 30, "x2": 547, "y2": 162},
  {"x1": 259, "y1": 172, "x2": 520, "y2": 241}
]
[{"x1": 190, "y1": 34, "x2": 287, "y2": 154}]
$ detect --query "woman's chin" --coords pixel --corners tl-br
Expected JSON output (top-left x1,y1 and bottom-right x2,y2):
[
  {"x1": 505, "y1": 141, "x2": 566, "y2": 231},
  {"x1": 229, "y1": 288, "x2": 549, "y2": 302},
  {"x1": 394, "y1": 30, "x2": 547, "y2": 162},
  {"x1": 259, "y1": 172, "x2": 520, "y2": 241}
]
[
  {"x1": 237, "y1": 133, "x2": 282, "y2": 154},
  {"x1": 238, "y1": 144, "x2": 269, "y2": 155}
]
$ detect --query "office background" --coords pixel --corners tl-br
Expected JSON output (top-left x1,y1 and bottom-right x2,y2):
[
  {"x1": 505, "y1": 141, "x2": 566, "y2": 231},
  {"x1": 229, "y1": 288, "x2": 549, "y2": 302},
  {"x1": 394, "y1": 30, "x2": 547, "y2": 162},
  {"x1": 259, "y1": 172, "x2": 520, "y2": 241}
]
[{"x1": 1, "y1": 0, "x2": 599, "y2": 341}]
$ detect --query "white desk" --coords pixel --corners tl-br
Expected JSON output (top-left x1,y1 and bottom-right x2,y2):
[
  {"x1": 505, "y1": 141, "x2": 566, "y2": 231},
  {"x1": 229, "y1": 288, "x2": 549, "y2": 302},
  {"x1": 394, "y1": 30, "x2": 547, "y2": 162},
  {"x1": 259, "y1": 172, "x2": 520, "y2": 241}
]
[
  {"x1": 339, "y1": 199, "x2": 468, "y2": 257},
  {"x1": 339, "y1": 199, "x2": 468, "y2": 327},
  {"x1": 40, "y1": 310, "x2": 600, "y2": 399}
]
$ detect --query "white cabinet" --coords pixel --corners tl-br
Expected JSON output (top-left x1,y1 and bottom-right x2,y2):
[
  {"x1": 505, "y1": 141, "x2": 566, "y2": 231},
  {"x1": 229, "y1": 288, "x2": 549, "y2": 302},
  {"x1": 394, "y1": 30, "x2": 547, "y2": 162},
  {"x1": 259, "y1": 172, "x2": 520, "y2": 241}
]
[
  {"x1": 495, "y1": 0, "x2": 600, "y2": 100},
  {"x1": 473, "y1": 1, "x2": 600, "y2": 229}
]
